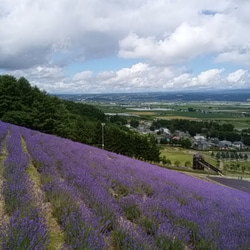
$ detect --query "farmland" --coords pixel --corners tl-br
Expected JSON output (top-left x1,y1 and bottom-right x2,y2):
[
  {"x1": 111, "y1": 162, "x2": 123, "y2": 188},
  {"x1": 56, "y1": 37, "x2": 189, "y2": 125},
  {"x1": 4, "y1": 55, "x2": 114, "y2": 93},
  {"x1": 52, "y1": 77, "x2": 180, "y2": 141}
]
[
  {"x1": 91, "y1": 93, "x2": 250, "y2": 177},
  {"x1": 0, "y1": 121, "x2": 250, "y2": 249},
  {"x1": 98, "y1": 101, "x2": 250, "y2": 130}
]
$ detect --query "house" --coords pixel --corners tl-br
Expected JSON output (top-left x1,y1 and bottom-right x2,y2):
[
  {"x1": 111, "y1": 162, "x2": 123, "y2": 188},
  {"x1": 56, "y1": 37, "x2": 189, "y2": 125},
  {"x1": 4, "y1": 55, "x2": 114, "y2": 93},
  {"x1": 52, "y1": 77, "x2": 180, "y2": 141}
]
[
  {"x1": 192, "y1": 140, "x2": 211, "y2": 150},
  {"x1": 194, "y1": 135, "x2": 206, "y2": 141},
  {"x1": 220, "y1": 140, "x2": 232, "y2": 148},
  {"x1": 173, "y1": 130, "x2": 191, "y2": 138},
  {"x1": 213, "y1": 141, "x2": 229, "y2": 150},
  {"x1": 172, "y1": 136, "x2": 181, "y2": 141},
  {"x1": 233, "y1": 141, "x2": 246, "y2": 150},
  {"x1": 160, "y1": 127, "x2": 171, "y2": 135}
]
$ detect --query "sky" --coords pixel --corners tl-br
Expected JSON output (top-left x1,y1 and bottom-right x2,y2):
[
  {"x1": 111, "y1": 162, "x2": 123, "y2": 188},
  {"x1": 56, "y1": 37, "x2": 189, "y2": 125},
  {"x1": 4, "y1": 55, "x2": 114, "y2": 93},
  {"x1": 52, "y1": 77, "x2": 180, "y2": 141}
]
[{"x1": 0, "y1": 0, "x2": 250, "y2": 94}]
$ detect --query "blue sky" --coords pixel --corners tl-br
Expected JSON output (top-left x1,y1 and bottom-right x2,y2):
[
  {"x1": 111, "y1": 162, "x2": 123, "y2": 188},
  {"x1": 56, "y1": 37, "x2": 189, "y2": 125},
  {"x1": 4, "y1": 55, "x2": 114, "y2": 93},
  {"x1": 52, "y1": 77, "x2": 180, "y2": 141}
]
[
  {"x1": 0, "y1": 0, "x2": 250, "y2": 93},
  {"x1": 66, "y1": 57, "x2": 141, "y2": 77}
]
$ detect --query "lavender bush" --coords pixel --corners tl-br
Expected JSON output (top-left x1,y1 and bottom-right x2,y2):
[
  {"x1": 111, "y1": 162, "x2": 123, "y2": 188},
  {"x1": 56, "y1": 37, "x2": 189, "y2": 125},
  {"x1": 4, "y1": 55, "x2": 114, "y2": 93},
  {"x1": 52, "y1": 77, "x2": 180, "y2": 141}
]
[
  {"x1": 0, "y1": 121, "x2": 250, "y2": 249},
  {"x1": 0, "y1": 121, "x2": 8, "y2": 154},
  {"x1": 0, "y1": 124, "x2": 50, "y2": 249},
  {"x1": 1, "y1": 209, "x2": 49, "y2": 250}
]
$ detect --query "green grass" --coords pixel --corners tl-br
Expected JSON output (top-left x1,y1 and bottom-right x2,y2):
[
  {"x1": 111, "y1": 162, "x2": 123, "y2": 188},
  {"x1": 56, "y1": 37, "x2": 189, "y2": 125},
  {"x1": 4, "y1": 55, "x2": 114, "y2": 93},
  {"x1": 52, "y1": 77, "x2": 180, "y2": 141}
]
[
  {"x1": 160, "y1": 147, "x2": 194, "y2": 167},
  {"x1": 161, "y1": 147, "x2": 250, "y2": 177}
]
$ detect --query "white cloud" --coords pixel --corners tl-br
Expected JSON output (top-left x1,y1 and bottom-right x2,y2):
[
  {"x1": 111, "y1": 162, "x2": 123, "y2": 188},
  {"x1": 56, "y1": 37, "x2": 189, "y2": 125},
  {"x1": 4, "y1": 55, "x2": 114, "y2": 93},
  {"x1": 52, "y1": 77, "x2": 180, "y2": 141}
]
[
  {"x1": 227, "y1": 69, "x2": 247, "y2": 83},
  {"x1": 216, "y1": 49, "x2": 250, "y2": 66},
  {"x1": 73, "y1": 71, "x2": 93, "y2": 81},
  {"x1": 1, "y1": 0, "x2": 250, "y2": 92},
  {"x1": 5, "y1": 64, "x2": 250, "y2": 93},
  {"x1": 0, "y1": 0, "x2": 249, "y2": 68},
  {"x1": 197, "y1": 69, "x2": 224, "y2": 85},
  {"x1": 119, "y1": 12, "x2": 245, "y2": 66}
]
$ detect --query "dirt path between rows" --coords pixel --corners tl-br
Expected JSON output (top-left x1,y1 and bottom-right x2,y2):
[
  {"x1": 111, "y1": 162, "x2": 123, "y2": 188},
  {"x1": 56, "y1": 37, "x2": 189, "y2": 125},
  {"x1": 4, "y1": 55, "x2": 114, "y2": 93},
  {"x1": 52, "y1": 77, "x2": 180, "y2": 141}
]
[
  {"x1": 21, "y1": 136, "x2": 65, "y2": 250},
  {"x1": 0, "y1": 136, "x2": 9, "y2": 229}
]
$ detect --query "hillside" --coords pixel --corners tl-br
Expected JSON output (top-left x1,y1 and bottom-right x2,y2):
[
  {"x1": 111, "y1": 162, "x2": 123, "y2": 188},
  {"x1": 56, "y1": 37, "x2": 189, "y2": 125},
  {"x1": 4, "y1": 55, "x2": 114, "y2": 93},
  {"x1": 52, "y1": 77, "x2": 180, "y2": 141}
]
[
  {"x1": 0, "y1": 75, "x2": 160, "y2": 162},
  {"x1": 0, "y1": 121, "x2": 250, "y2": 249}
]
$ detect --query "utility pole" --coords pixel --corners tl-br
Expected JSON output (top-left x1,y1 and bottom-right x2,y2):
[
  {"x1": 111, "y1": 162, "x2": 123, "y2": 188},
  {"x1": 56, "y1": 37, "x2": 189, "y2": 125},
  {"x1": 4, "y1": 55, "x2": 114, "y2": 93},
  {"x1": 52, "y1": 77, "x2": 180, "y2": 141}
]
[{"x1": 101, "y1": 123, "x2": 105, "y2": 149}]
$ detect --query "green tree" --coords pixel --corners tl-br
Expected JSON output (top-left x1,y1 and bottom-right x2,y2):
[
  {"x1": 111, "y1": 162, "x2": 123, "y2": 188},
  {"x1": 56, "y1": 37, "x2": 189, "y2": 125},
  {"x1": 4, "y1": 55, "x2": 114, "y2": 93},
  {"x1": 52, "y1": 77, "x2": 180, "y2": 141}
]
[
  {"x1": 221, "y1": 152, "x2": 226, "y2": 159},
  {"x1": 216, "y1": 152, "x2": 220, "y2": 160},
  {"x1": 244, "y1": 154, "x2": 248, "y2": 161},
  {"x1": 239, "y1": 153, "x2": 243, "y2": 160},
  {"x1": 161, "y1": 155, "x2": 167, "y2": 165},
  {"x1": 130, "y1": 119, "x2": 139, "y2": 128},
  {"x1": 148, "y1": 135, "x2": 160, "y2": 162},
  {"x1": 243, "y1": 136, "x2": 250, "y2": 146},
  {"x1": 242, "y1": 166, "x2": 246, "y2": 174},
  {"x1": 230, "y1": 152, "x2": 235, "y2": 160},
  {"x1": 164, "y1": 159, "x2": 172, "y2": 166},
  {"x1": 0, "y1": 74, "x2": 161, "y2": 162},
  {"x1": 222, "y1": 123, "x2": 234, "y2": 132},
  {"x1": 184, "y1": 161, "x2": 191, "y2": 168},
  {"x1": 180, "y1": 138, "x2": 192, "y2": 149},
  {"x1": 236, "y1": 163, "x2": 240, "y2": 170},
  {"x1": 174, "y1": 160, "x2": 181, "y2": 167},
  {"x1": 230, "y1": 163, "x2": 236, "y2": 171},
  {"x1": 110, "y1": 115, "x2": 127, "y2": 125},
  {"x1": 235, "y1": 153, "x2": 239, "y2": 161},
  {"x1": 2, "y1": 111, "x2": 33, "y2": 127}
]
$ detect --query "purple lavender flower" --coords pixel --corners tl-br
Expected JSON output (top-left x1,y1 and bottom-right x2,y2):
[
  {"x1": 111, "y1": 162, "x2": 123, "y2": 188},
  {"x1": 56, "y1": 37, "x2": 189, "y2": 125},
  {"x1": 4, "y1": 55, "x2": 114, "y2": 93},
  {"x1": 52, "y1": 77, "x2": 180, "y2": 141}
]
[
  {"x1": 0, "y1": 124, "x2": 50, "y2": 249},
  {"x1": 0, "y1": 121, "x2": 249, "y2": 249},
  {"x1": 1, "y1": 210, "x2": 49, "y2": 250}
]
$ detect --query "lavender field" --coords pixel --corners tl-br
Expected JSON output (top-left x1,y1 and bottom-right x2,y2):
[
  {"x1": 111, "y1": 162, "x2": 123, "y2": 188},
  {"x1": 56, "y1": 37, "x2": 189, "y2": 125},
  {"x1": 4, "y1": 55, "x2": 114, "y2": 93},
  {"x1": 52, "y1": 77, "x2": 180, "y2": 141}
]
[{"x1": 0, "y1": 121, "x2": 250, "y2": 250}]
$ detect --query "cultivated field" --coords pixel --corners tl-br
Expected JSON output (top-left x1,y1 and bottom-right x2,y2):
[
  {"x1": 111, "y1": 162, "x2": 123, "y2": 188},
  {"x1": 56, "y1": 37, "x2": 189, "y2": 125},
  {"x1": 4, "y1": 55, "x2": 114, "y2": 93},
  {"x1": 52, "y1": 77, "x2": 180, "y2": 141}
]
[
  {"x1": 98, "y1": 101, "x2": 250, "y2": 129},
  {"x1": 0, "y1": 121, "x2": 250, "y2": 249}
]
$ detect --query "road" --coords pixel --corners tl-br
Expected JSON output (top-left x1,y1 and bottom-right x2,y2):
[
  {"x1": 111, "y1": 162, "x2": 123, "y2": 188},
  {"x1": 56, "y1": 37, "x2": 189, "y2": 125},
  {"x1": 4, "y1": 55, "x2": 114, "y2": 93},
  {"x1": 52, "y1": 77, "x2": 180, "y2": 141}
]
[{"x1": 208, "y1": 176, "x2": 250, "y2": 194}]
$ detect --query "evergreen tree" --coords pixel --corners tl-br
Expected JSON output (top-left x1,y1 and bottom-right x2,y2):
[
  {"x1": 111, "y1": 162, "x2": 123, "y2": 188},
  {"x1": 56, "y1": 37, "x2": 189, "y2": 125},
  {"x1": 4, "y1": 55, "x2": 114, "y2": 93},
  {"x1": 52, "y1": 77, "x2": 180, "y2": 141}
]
[
  {"x1": 130, "y1": 119, "x2": 139, "y2": 128},
  {"x1": 0, "y1": 74, "x2": 160, "y2": 163},
  {"x1": 244, "y1": 154, "x2": 248, "y2": 161}
]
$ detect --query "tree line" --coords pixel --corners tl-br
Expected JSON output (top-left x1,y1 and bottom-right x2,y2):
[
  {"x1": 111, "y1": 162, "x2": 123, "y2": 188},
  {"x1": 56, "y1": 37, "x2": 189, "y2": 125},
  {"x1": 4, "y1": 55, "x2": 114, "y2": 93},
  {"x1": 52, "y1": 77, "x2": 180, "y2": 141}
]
[
  {"x1": 211, "y1": 151, "x2": 248, "y2": 161},
  {"x1": 0, "y1": 75, "x2": 160, "y2": 162}
]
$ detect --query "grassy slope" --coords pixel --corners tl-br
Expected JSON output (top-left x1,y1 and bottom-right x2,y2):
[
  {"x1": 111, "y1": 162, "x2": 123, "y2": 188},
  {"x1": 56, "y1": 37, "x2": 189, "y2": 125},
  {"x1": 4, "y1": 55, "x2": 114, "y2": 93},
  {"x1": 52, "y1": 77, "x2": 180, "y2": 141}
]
[
  {"x1": 160, "y1": 146, "x2": 250, "y2": 177},
  {"x1": 160, "y1": 146, "x2": 194, "y2": 166}
]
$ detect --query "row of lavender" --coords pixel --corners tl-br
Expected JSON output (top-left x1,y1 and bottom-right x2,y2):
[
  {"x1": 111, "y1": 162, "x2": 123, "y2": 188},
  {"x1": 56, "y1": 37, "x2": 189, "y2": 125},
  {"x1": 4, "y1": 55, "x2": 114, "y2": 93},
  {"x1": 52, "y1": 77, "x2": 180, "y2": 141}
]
[
  {"x1": 0, "y1": 121, "x2": 8, "y2": 154},
  {"x1": 0, "y1": 122, "x2": 50, "y2": 249},
  {"x1": 22, "y1": 128, "x2": 106, "y2": 249},
  {"x1": 1, "y1": 121, "x2": 250, "y2": 249},
  {"x1": 21, "y1": 122, "x2": 250, "y2": 249}
]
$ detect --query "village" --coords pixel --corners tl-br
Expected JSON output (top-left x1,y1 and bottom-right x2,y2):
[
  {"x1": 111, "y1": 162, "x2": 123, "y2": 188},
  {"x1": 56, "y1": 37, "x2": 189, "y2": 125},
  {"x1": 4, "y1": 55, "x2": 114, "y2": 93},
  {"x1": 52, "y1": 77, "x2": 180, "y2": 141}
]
[{"x1": 132, "y1": 120, "x2": 249, "y2": 152}]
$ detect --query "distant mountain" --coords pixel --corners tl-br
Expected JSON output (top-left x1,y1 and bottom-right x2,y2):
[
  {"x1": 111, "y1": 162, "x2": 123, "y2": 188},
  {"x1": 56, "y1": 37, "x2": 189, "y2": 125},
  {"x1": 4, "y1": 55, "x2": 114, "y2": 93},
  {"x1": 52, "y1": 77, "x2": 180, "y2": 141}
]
[
  {"x1": 1, "y1": 121, "x2": 250, "y2": 249},
  {"x1": 56, "y1": 88, "x2": 250, "y2": 103}
]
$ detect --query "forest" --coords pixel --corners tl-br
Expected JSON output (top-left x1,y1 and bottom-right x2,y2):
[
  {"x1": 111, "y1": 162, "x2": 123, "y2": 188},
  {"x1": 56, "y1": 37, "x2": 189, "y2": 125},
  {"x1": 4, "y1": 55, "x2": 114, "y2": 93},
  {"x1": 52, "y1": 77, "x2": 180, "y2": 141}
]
[{"x1": 0, "y1": 75, "x2": 160, "y2": 162}]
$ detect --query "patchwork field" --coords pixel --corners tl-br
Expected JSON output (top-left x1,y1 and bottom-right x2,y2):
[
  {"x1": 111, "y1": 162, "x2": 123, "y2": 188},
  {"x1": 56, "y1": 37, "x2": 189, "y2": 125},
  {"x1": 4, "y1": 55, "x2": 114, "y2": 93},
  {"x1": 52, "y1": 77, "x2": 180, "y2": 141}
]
[
  {"x1": 156, "y1": 116, "x2": 199, "y2": 120},
  {"x1": 98, "y1": 101, "x2": 250, "y2": 129},
  {"x1": 0, "y1": 121, "x2": 250, "y2": 249},
  {"x1": 127, "y1": 111, "x2": 157, "y2": 116}
]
